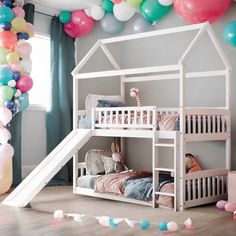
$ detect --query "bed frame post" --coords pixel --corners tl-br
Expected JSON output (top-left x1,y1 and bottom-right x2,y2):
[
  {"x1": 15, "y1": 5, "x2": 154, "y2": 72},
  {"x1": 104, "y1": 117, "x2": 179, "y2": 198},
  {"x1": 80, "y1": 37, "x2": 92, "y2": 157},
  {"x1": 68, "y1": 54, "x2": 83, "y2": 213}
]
[{"x1": 179, "y1": 63, "x2": 186, "y2": 211}]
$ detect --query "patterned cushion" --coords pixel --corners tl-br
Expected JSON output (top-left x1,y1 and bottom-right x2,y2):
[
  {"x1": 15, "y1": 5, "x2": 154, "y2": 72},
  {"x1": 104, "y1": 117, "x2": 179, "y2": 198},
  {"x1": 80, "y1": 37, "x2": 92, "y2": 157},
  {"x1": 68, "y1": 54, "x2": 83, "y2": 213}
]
[{"x1": 101, "y1": 155, "x2": 115, "y2": 174}]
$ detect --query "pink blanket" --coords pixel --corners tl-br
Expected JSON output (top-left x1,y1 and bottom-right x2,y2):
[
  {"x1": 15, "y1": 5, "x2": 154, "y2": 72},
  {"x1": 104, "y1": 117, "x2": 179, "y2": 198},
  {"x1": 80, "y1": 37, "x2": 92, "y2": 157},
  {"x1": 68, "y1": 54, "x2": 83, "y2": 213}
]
[{"x1": 95, "y1": 171, "x2": 152, "y2": 196}]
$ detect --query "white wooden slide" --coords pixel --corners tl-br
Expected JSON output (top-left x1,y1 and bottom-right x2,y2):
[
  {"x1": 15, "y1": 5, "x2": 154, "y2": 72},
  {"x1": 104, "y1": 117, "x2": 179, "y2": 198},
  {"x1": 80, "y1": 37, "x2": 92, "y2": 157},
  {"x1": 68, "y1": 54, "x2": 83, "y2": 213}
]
[{"x1": 2, "y1": 129, "x2": 92, "y2": 208}]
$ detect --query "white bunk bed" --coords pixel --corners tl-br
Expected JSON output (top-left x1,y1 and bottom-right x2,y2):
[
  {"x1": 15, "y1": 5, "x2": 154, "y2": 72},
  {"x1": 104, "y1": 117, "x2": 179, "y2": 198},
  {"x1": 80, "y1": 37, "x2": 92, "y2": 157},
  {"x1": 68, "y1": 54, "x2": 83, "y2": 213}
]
[{"x1": 71, "y1": 22, "x2": 231, "y2": 211}]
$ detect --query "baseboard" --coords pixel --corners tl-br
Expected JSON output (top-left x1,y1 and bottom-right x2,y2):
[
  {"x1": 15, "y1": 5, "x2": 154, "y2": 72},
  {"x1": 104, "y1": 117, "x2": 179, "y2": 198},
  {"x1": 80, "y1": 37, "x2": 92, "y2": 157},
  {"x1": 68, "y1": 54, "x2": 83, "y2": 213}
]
[{"x1": 22, "y1": 165, "x2": 36, "y2": 178}]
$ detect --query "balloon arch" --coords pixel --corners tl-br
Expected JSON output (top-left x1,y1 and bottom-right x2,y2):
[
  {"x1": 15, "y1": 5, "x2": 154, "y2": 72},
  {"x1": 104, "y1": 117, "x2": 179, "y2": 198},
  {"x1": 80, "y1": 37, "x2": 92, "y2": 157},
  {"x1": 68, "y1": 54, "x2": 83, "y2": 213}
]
[{"x1": 59, "y1": 0, "x2": 233, "y2": 38}]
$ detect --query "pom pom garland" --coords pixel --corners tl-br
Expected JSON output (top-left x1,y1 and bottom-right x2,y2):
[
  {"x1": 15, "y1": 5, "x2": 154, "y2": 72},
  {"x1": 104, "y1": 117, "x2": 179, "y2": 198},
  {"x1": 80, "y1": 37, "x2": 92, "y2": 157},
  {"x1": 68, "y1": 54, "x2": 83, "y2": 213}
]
[{"x1": 53, "y1": 210, "x2": 193, "y2": 232}]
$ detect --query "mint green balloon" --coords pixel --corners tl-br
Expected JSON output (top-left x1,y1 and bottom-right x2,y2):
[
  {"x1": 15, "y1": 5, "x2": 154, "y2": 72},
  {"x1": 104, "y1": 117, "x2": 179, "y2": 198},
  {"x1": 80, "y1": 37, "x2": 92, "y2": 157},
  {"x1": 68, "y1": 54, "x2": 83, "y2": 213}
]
[
  {"x1": 102, "y1": 0, "x2": 114, "y2": 13},
  {"x1": 0, "y1": 85, "x2": 14, "y2": 103},
  {"x1": 140, "y1": 0, "x2": 171, "y2": 23},
  {"x1": 0, "y1": 46, "x2": 8, "y2": 65},
  {"x1": 59, "y1": 11, "x2": 71, "y2": 24}
]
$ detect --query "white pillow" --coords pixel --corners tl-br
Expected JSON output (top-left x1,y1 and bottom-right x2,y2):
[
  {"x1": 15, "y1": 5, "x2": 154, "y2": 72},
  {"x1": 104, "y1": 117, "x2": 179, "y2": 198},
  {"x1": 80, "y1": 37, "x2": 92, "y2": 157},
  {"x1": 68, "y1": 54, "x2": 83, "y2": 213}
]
[{"x1": 85, "y1": 94, "x2": 124, "y2": 111}]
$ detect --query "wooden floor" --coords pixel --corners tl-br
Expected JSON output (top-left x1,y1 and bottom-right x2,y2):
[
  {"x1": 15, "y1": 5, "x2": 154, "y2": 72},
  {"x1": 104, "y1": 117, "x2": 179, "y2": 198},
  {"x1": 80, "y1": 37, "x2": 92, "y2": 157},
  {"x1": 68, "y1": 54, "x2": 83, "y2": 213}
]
[{"x1": 0, "y1": 186, "x2": 236, "y2": 236}]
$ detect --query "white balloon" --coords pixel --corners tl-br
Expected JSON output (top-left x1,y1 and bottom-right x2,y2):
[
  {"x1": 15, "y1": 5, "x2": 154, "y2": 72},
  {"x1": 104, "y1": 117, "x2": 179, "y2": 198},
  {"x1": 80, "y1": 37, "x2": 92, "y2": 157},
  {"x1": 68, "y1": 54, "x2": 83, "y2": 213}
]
[
  {"x1": 90, "y1": 5, "x2": 105, "y2": 21},
  {"x1": 158, "y1": 0, "x2": 173, "y2": 6},
  {"x1": 20, "y1": 58, "x2": 32, "y2": 75},
  {"x1": 84, "y1": 8, "x2": 91, "y2": 17},
  {"x1": 113, "y1": 2, "x2": 136, "y2": 22}
]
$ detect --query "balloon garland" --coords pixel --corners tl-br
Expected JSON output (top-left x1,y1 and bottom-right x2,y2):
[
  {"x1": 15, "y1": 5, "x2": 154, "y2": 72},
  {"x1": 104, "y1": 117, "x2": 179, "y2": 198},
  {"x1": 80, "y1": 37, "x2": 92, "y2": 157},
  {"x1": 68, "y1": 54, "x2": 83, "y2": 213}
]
[
  {"x1": 59, "y1": 0, "x2": 173, "y2": 37},
  {"x1": 58, "y1": 0, "x2": 234, "y2": 38},
  {"x1": 53, "y1": 209, "x2": 194, "y2": 232},
  {"x1": 0, "y1": 0, "x2": 34, "y2": 194}
]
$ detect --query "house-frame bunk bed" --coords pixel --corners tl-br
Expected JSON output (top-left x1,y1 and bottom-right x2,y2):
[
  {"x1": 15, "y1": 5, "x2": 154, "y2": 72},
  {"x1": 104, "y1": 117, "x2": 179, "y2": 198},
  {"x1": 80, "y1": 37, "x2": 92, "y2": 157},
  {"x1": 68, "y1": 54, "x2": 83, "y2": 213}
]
[{"x1": 71, "y1": 22, "x2": 231, "y2": 211}]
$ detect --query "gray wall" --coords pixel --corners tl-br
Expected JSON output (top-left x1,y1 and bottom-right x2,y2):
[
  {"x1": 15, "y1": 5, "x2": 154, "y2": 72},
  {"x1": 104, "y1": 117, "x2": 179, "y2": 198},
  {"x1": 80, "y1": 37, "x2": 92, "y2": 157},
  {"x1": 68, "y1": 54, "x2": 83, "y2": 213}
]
[{"x1": 76, "y1": 5, "x2": 236, "y2": 170}]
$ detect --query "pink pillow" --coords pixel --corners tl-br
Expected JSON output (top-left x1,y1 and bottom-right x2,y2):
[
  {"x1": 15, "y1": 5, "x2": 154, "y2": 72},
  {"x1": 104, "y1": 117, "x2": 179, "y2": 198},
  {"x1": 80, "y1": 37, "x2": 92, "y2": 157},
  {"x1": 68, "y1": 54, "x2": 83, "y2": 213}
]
[{"x1": 158, "y1": 114, "x2": 179, "y2": 131}]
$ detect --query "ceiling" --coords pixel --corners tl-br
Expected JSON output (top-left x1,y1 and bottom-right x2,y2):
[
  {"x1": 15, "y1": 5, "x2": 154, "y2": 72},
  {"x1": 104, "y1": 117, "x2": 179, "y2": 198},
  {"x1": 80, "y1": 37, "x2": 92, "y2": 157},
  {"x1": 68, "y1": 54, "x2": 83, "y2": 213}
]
[{"x1": 26, "y1": 0, "x2": 101, "y2": 12}]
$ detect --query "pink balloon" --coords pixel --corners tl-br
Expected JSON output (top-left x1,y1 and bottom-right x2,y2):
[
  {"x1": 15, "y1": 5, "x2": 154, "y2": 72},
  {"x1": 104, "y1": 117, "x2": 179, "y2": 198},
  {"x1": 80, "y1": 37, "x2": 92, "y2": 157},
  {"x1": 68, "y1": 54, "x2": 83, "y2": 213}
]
[
  {"x1": 174, "y1": 0, "x2": 232, "y2": 24},
  {"x1": 12, "y1": 6, "x2": 25, "y2": 18},
  {"x1": 0, "y1": 107, "x2": 12, "y2": 125},
  {"x1": 9, "y1": 63, "x2": 23, "y2": 72},
  {"x1": 64, "y1": 21, "x2": 80, "y2": 38},
  {"x1": 16, "y1": 75, "x2": 33, "y2": 93},
  {"x1": 225, "y1": 202, "x2": 236, "y2": 212},
  {"x1": 0, "y1": 143, "x2": 14, "y2": 161},
  {"x1": 16, "y1": 41, "x2": 32, "y2": 59},
  {"x1": 0, "y1": 127, "x2": 11, "y2": 143},
  {"x1": 71, "y1": 10, "x2": 95, "y2": 37}
]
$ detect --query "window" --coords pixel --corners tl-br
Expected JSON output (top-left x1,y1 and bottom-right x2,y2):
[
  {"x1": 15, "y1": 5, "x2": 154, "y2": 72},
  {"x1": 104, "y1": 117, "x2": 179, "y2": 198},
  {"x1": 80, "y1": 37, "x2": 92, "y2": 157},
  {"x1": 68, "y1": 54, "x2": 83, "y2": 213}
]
[{"x1": 28, "y1": 34, "x2": 51, "y2": 110}]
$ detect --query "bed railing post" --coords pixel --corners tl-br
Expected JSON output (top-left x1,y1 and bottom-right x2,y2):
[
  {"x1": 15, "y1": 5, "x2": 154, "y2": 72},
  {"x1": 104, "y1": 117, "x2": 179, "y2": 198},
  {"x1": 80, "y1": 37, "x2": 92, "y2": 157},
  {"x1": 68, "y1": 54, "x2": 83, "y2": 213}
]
[{"x1": 91, "y1": 107, "x2": 95, "y2": 131}]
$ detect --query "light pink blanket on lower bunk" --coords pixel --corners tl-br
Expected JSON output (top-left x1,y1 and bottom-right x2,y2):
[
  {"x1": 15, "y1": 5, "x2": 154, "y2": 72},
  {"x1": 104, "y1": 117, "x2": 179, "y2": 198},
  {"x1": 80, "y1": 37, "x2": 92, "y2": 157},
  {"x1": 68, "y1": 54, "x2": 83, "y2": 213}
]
[{"x1": 95, "y1": 171, "x2": 152, "y2": 196}]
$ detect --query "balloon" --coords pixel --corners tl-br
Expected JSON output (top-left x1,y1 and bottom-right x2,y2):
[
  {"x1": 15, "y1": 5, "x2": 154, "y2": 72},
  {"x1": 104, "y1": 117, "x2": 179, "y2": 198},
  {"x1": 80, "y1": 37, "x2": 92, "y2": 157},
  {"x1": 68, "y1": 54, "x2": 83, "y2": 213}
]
[
  {"x1": 113, "y1": 1, "x2": 136, "y2": 21},
  {"x1": 12, "y1": 71, "x2": 21, "y2": 81},
  {"x1": 0, "y1": 86, "x2": 14, "y2": 103},
  {"x1": 12, "y1": 6, "x2": 25, "y2": 18},
  {"x1": 26, "y1": 22, "x2": 34, "y2": 37},
  {"x1": 216, "y1": 200, "x2": 227, "y2": 210},
  {"x1": 133, "y1": 16, "x2": 154, "y2": 33},
  {"x1": 0, "y1": 46, "x2": 8, "y2": 65},
  {"x1": 0, "y1": 31, "x2": 17, "y2": 50},
  {"x1": 90, "y1": 5, "x2": 105, "y2": 21},
  {"x1": 0, "y1": 6, "x2": 14, "y2": 24},
  {"x1": 223, "y1": 21, "x2": 236, "y2": 47},
  {"x1": 14, "y1": 0, "x2": 24, "y2": 7},
  {"x1": 102, "y1": 0, "x2": 114, "y2": 13},
  {"x1": 0, "y1": 22, "x2": 11, "y2": 30},
  {"x1": 0, "y1": 106, "x2": 12, "y2": 125},
  {"x1": 0, "y1": 143, "x2": 14, "y2": 161},
  {"x1": 140, "y1": 0, "x2": 172, "y2": 23},
  {"x1": 158, "y1": 0, "x2": 173, "y2": 6},
  {"x1": 225, "y1": 202, "x2": 236, "y2": 212},
  {"x1": 112, "y1": 0, "x2": 122, "y2": 3},
  {"x1": 0, "y1": 67, "x2": 13, "y2": 85},
  {"x1": 64, "y1": 21, "x2": 80, "y2": 38},
  {"x1": 173, "y1": 0, "x2": 232, "y2": 24},
  {"x1": 20, "y1": 58, "x2": 32, "y2": 74},
  {"x1": 84, "y1": 8, "x2": 91, "y2": 17},
  {"x1": 8, "y1": 79, "x2": 16, "y2": 87},
  {"x1": 17, "y1": 32, "x2": 29, "y2": 40},
  {"x1": 18, "y1": 92, "x2": 29, "y2": 112},
  {"x1": 16, "y1": 75, "x2": 33, "y2": 93},
  {"x1": 71, "y1": 10, "x2": 95, "y2": 37},
  {"x1": 0, "y1": 159, "x2": 12, "y2": 195},
  {"x1": 127, "y1": 0, "x2": 142, "y2": 8},
  {"x1": 100, "y1": 13, "x2": 124, "y2": 35},
  {"x1": 6, "y1": 52, "x2": 20, "y2": 64},
  {"x1": 4, "y1": 100, "x2": 15, "y2": 110},
  {"x1": 59, "y1": 10, "x2": 71, "y2": 24},
  {"x1": 11, "y1": 17, "x2": 27, "y2": 33},
  {"x1": 0, "y1": 127, "x2": 11, "y2": 143},
  {"x1": 16, "y1": 41, "x2": 32, "y2": 59},
  {"x1": 2, "y1": 0, "x2": 13, "y2": 8}
]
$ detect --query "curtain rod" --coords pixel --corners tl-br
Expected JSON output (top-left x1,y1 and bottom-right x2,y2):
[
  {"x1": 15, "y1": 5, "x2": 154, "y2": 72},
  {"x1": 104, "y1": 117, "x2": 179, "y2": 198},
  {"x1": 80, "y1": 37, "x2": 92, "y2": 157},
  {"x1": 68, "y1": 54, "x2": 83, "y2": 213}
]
[{"x1": 35, "y1": 10, "x2": 55, "y2": 18}]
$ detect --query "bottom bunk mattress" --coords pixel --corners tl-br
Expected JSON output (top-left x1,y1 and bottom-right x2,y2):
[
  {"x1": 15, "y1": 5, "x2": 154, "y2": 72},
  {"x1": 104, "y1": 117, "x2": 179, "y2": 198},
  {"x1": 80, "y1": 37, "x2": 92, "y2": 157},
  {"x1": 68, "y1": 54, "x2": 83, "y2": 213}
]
[{"x1": 77, "y1": 171, "x2": 174, "y2": 208}]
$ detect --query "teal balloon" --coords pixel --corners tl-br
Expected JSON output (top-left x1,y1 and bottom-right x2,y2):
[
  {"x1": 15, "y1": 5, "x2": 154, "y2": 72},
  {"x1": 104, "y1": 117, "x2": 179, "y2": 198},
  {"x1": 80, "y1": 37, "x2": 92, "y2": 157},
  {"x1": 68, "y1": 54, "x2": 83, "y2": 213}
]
[
  {"x1": 100, "y1": 13, "x2": 124, "y2": 35},
  {"x1": 109, "y1": 218, "x2": 118, "y2": 228},
  {"x1": 101, "y1": 0, "x2": 114, "y2": 13},
  {"x1": 18, "y1": 92, "x2": 29, "y2": 112},
  {"x1": 0, "y1": 67, "x2": 13, "y2": 85},
  {"x1": 0, "y1": 6, "x2": 14, "y2": 24},
  {"x1": 0, "y1": 85, "x2": 14, "y2": 103},
  {"x1": 140, "y1": 0, "x2": 171, "y2": 23},
  {"x1": 223, "y1": 21, "x2": 236, "y2": 47},
  {"x1": 59, "y1": 11, "x2": 71, "y2": 24},
  {"x1": 159, "y1": 221, "x2": 168, "y2": 231}
]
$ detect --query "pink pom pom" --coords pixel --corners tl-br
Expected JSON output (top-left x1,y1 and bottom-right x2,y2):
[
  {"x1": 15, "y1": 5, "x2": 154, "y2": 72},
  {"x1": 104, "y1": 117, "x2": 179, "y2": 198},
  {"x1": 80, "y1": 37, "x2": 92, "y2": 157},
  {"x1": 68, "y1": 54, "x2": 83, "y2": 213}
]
[
  {"x1": 167, "y1": 221, "x2": 178, "y2": 232},
  {"x1": 53, "y1": 210, "x2": 64, "y2": 220},
  {"x1": 225, "y1": 202, "x2": 236, "y2": 213},
  {"x1": 216, "y1": 200, "x2": 227, "y2": 210}
]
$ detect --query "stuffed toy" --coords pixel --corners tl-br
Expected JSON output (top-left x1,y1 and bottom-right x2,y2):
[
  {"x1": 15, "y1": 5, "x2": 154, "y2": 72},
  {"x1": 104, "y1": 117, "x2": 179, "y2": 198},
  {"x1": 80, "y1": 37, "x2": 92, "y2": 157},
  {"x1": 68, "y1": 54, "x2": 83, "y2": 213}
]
[
  {"x1": 185, "y1": 153, "x2": 202, "y2": 173},
  {"x1": 111, "y1": 138, "x2": 126, "y2": 172}
]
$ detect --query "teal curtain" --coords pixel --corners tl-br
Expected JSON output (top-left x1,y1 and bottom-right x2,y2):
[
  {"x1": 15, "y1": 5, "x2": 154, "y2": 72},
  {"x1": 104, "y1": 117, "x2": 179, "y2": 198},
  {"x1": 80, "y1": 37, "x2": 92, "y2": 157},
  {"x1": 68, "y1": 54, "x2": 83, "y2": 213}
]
[
  {"x1": 10, "y1": 3, "x2": 35, "y2": 187},
  {"x1": 46, "y1": 16, "x2": 75, "y2": 185}
]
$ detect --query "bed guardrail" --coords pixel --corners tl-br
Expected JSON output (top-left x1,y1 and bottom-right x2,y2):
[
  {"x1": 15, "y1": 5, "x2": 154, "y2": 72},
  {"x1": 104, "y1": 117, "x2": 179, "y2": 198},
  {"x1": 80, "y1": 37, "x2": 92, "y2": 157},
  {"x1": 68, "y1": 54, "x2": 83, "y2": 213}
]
[{"x1": 92, "y1": 106, "x2": 157, "y2": 130}]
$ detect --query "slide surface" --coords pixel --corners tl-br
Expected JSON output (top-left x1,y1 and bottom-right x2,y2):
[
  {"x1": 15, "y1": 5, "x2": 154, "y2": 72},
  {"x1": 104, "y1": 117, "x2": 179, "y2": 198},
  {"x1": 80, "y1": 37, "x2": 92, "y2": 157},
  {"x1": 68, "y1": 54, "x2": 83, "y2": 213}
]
[{"x1": 2, "y1": 129, "x2": 92, "y2": 207}]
